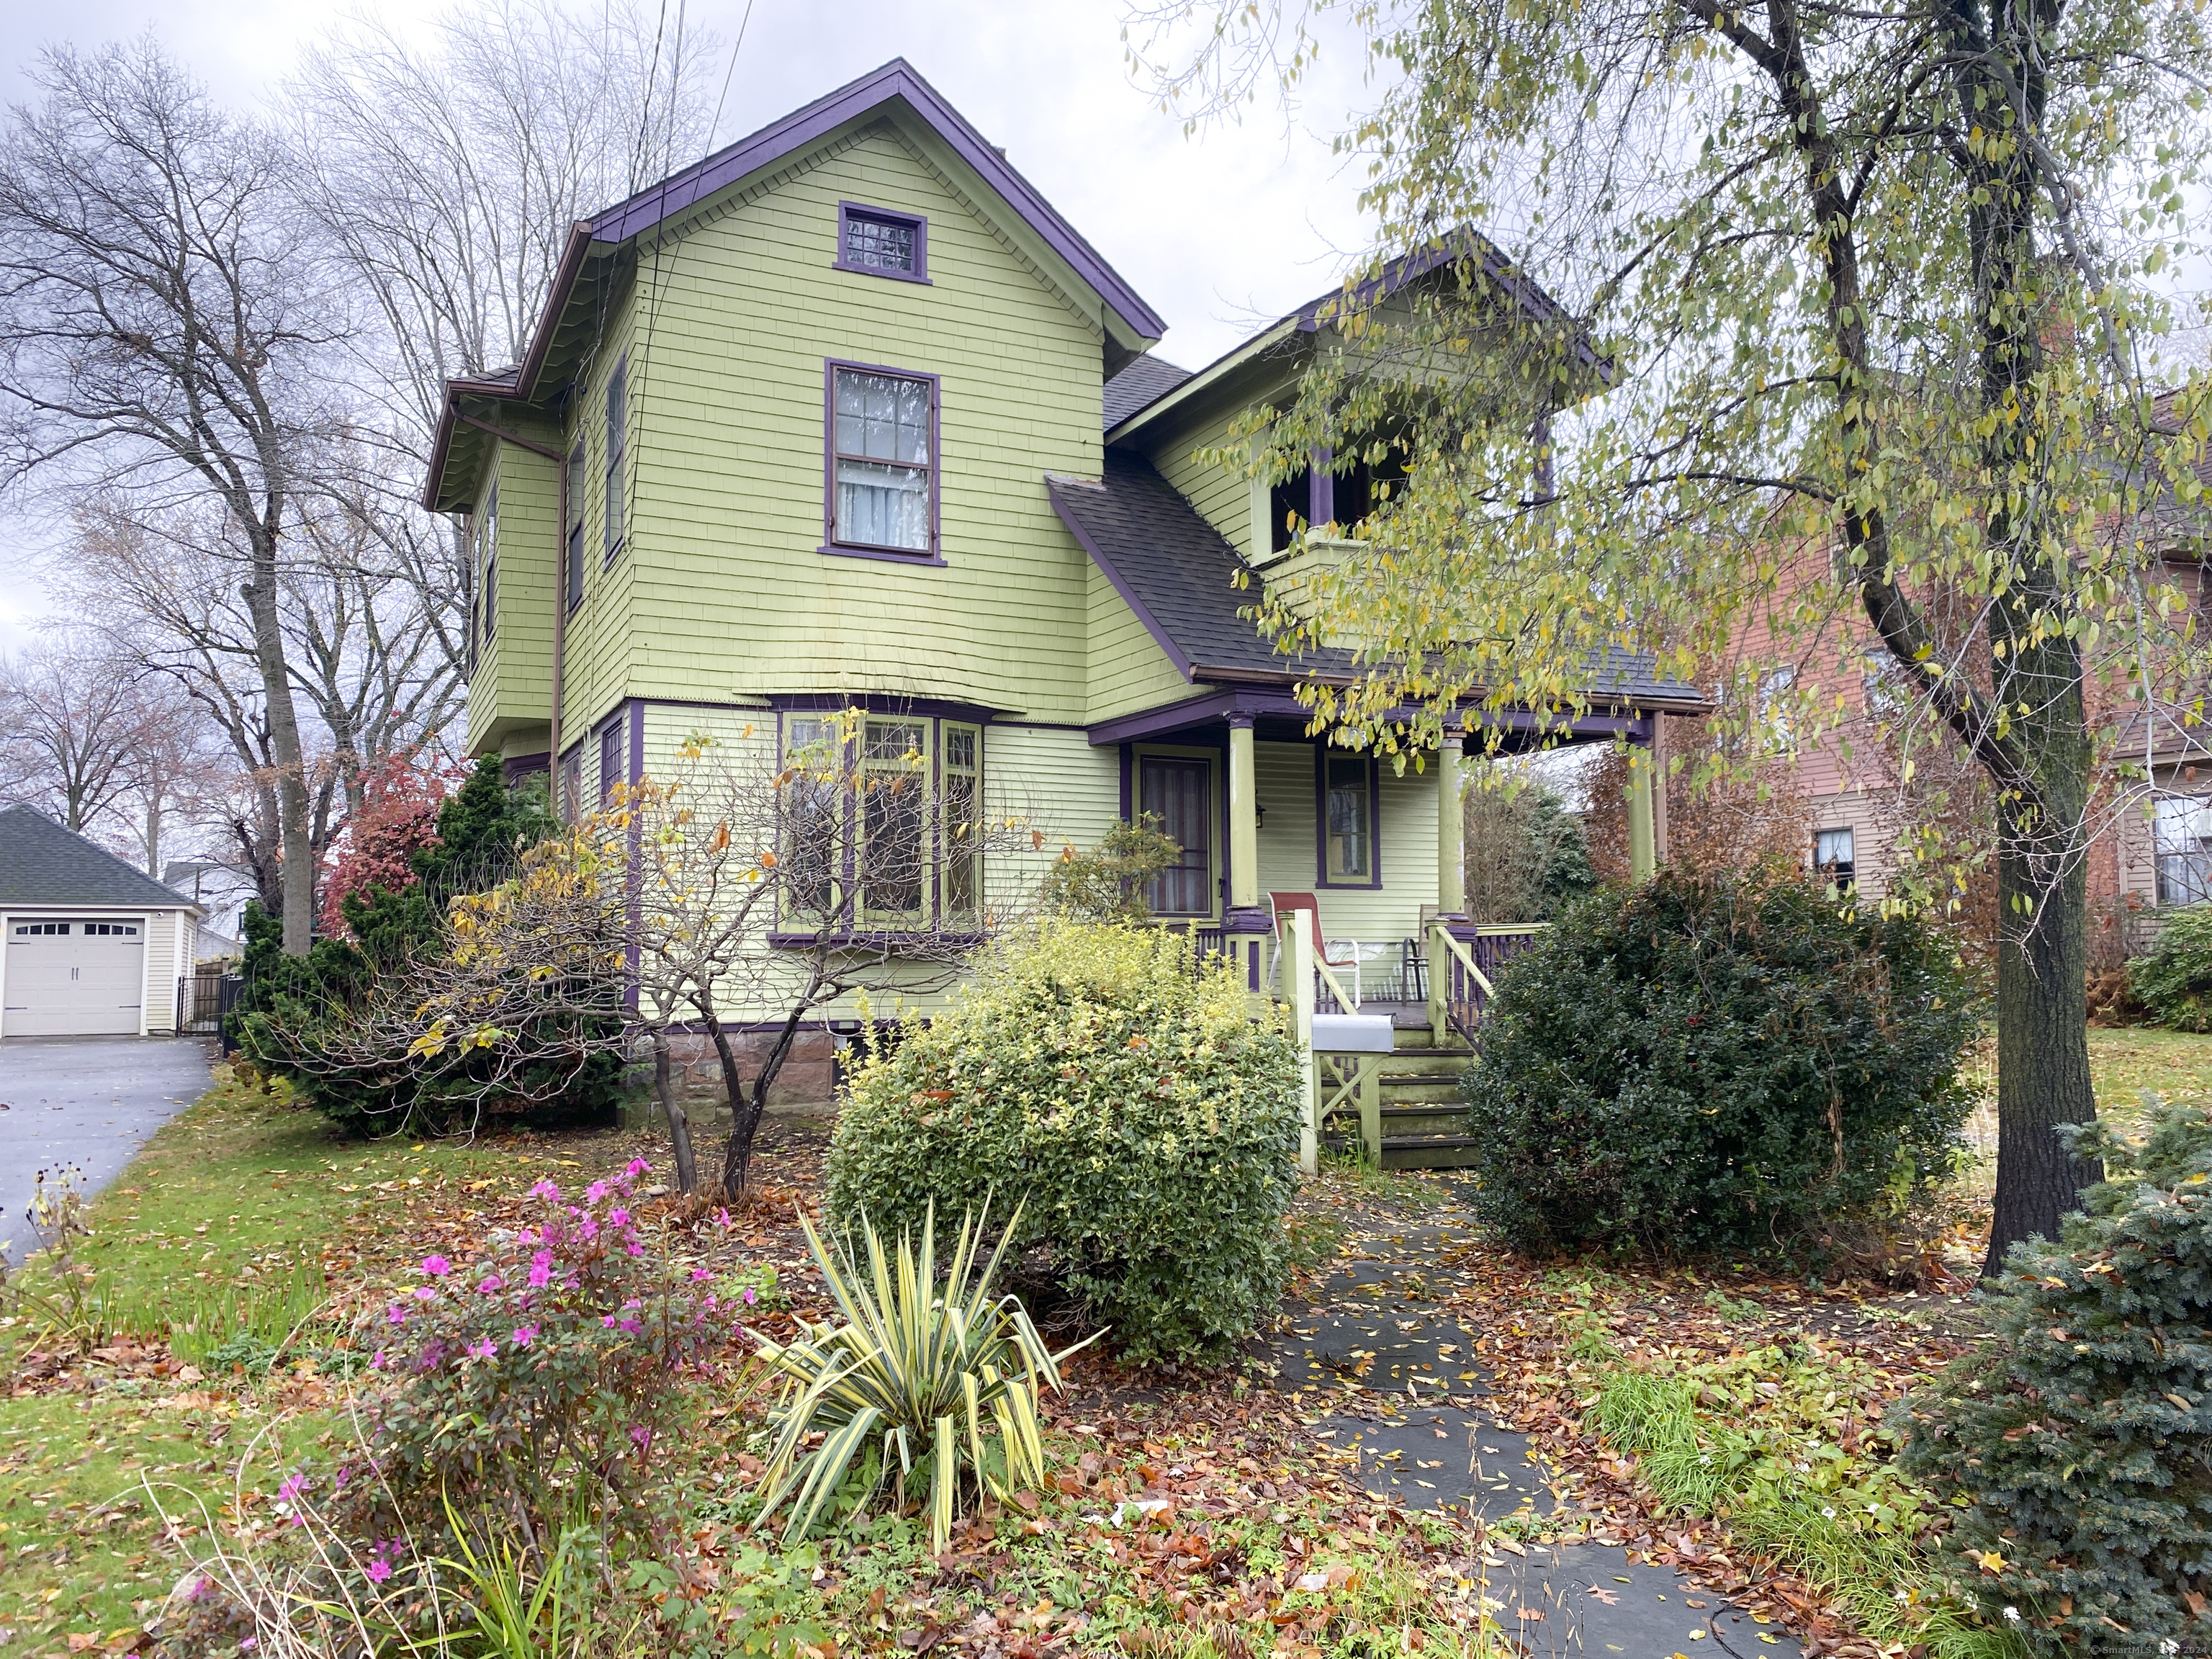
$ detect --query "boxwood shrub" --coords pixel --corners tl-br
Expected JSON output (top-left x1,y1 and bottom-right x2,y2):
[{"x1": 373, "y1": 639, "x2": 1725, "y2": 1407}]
[
  {"x1": 823, "y1": 920, "x2": 1303, "y2": 1364},
  {"x1": 1894, "y1": 1100, "x2": 2212, "y2": 1657},
  {"x1": 1462, "y1": 864, "x2": 1982, "y2": 1255}
]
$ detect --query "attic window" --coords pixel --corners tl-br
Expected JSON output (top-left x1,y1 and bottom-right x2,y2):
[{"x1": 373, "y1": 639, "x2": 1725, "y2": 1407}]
[{"x1": 836, "y1": 202, "x2": 928, "y2": 283}]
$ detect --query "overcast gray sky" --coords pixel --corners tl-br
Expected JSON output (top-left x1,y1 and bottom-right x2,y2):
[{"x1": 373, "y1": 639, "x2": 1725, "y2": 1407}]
[{"x1": 0, "y1": 0, "x2": 1385, "y2": 650}]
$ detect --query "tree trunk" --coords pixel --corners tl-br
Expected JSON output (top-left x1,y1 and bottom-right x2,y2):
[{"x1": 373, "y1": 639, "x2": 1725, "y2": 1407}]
[
  {"x1": 241, "y1": 544, "x2": 316, "y2": 955},
  {"x1": 649, "y1": 1028, "x2": 698, "y2": 1195},
  {"x1": 1986, "y1": 835, "x2": 2103, "y2": 1276},
  {"x1": 713, "y1": 1004, "x2": 807, "y2": 1203}
]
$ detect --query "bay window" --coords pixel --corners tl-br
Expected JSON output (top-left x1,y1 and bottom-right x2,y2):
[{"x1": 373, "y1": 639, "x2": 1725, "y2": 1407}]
[{"x1": 777, "y1": 713, "x2": 985, "y2": 932}]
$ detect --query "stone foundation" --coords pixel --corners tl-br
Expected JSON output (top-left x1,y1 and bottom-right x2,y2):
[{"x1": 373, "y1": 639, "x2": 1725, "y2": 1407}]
[{"x1": 642, "y1": 1028, "x2": 840, "y2": 1115}]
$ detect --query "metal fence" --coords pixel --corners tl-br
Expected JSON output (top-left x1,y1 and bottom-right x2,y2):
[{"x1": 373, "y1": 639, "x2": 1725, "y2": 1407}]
[{"x1": 177, "y1": 970, "x2": 244, "y2": 1044}]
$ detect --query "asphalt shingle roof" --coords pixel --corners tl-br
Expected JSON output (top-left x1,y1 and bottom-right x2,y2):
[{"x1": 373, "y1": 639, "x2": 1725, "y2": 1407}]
[
  {"x1": 1102, "y1": 354, "x2": 1192, "y2": 431},
  {"x1": 0, "y1": 804, "x2": 196, "y2": 908},
  {"x1": 1047, "y1": 450, "x2": 1704, "y2": 709}
]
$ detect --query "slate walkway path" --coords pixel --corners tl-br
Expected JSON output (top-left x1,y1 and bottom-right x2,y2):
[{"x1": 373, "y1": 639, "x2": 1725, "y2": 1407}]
[{"x1": 1255, "y1": 1192, "x2": 1807, "y2": 1659}]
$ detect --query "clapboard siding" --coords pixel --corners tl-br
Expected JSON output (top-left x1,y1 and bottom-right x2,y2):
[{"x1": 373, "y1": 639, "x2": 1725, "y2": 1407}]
[
  {"x1": 467, "y1": 431, "x2": 564, "y2": 756},
  {"x1": 1085, "y1": 562, "x2": 1192, "y2": 722},
  {"x1": 1145, "y1": 405, "x2": 1254, "y2": 556},
  {"x1": 609, "y1": 125, "x2": 1102, "y2": 724},
  {"x1": 1253, "y1": 740, "x2": 1439, "y2": 945}
]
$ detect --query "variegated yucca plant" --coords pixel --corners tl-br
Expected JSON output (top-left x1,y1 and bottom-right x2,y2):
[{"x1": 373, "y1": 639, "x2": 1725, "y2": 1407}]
[{"x1": 749, "y1": 1200, "x2": 1091, "y2": 1552}]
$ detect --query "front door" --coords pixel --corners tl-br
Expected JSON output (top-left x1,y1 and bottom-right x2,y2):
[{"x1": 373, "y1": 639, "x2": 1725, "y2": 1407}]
[{"x1": 1139, "y1": 757, "x2": 1213, "y2": 917}]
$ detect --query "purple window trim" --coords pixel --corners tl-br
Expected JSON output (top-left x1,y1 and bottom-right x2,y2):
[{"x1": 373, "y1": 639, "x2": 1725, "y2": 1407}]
[
  {"x1": 833, "y1": 200, "x2": 930, "y2": 284},
  {"x1": 822, "y1": 357, "x2": 943, "y2": 562},
  {"x1": 816, "y1": 543, "x2": 950, "y2": 568},
  {"x1": 1314, "y1": 748, "x2": 1385, "y2": 891}
]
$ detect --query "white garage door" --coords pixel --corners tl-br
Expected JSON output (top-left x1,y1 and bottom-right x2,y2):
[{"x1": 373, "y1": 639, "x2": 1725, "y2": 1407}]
[{"x1": 4, "y1": 920, "x2": 144, "y2": 1036}]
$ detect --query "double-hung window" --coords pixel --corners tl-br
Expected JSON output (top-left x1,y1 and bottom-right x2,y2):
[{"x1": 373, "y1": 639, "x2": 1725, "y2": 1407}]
[
  {"x1": 1815, "y1": 827, "x2": 1856, "y2": 894},
  {"x1": 480, "y1": 484, "x2": 498, "y2": 647},
  {"x1": 858, "y1": 718, "x2": 929, "y2": 922},
  {"x1": 603, "y1": 359, "x2": 626, "y2": 561},
  {"x1": 598, "y1": 713, "x2": 628, "y2": 807},
  {"x1": 828, "y1": 364, "x2": 935, "y2": 557},
  {"x1": 941, "y1": 724, "x2": 981, "y2": 921},
  {"x1": 2156, "y1": 796, "x2": 2212, "y2": 906},
  {"x1": 1321, "y1": 754, "x2": 1375, "y2": 884},
  {"x1": 565, "y1": 440, "x2": 585, "y2": 611}
]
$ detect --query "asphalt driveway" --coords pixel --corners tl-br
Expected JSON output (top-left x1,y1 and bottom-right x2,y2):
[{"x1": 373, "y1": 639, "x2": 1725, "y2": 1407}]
[{"x1": 0, "y1": 1037, "x2": 212, "y2": 1262}]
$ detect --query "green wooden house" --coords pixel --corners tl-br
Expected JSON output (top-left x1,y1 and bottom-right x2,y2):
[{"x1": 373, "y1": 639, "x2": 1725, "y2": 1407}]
[{"x1": 426, "y1": 60, "x2": 1695, "y2": 1159}]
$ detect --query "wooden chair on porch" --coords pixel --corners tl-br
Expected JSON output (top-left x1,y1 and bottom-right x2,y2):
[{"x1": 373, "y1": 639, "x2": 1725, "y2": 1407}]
[{"x1": 1269, "y1": 891, "x2": 1365, "y2": 1009}]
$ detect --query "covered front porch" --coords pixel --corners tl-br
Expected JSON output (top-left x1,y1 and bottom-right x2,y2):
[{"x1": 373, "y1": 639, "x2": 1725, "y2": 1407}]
[{"x1": 1089, "y1": 683, "x2": 1664, "y2": 1168}]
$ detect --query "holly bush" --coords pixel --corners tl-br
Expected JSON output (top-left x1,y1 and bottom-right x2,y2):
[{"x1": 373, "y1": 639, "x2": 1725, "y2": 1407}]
[
  {"x1": 1463, "y1": 864, "x2": 1983, "y2": 1255},
  {"x1": 823, "y1": 920, "x2": 1303, "y2": 1363},
  {"x1": 1893, "y1": 1100, "x2": 2212, "y2": 1658}
]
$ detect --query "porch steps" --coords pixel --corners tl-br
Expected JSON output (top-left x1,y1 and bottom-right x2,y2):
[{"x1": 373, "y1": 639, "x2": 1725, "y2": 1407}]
[{"x1": 1322, "y1": 1018, "x2": 1481, "y2": 1170}]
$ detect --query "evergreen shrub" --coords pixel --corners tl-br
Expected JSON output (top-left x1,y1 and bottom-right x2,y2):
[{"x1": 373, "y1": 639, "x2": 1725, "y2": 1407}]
[
  {"x1": 1463, "y1": 865, "x2": 1982, "y2": 1254},
  {"x1": 1894, "y1": 1100, "x2": 2212, "y2": 1658},
  {"x1": 235, "y1": 759, "x2": 623, "y2": 1134},
  {"x1": 823, "y1": 920, "x2": 1303, "y2": 1363},
  {"x1": 2127, "y1": 903, "x2": 2212, "y2": 1033}
]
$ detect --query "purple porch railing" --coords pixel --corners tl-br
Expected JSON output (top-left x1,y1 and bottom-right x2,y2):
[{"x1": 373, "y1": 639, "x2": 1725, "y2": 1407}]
[{"x1": 1442, "y1": 925, "x2": 1545, "y2": 1043}]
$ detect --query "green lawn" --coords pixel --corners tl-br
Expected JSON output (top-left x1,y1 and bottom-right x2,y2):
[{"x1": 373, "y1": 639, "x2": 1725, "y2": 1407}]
[
  {"x1": 2087, "y1": 1023, "x2": 2212, "y2": 1121},
  {"x1": 0, "y1": 1071, "x2": 519, "y2": 1649}
]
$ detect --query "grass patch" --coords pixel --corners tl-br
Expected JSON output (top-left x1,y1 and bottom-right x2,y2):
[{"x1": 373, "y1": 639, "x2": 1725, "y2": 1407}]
[
  {"x1": 2085, "y1": 1024, "x2": 2212, "y2": 1123},
  {"x1": 0, "y1": 1066, "x2": 521, "y2": 1646},
  {"x1": 1586, "y1": 1342, "x2": 2020, "y2": 1659}
]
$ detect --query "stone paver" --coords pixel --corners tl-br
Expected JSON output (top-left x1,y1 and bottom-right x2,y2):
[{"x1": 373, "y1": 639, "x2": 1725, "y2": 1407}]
[{"x1": 1263, "y1": 1193, "x2": 1807, "y2": 1658}]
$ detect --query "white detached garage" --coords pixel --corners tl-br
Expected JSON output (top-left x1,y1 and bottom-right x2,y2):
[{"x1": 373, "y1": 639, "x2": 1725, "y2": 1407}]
[{"x1": 0, "y1": 805, "x2": 203, "y2": 1038}]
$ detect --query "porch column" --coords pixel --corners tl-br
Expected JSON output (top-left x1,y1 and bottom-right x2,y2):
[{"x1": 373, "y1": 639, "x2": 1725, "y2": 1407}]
[
  {"x1": 1627, "y1": 723, "x2": 1658, "y2": 881},
  {"x1": 1224, "y1": 716, "x2": 1272, "y2": 990},
  {"x1": 1436, "y1": 723, "x2": 1466, "y2": 919}
]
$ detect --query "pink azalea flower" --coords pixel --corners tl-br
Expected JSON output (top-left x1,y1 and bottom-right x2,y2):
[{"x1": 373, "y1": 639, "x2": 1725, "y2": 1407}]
[
  {"x1": 369, "y1": 1349, "x2": 387, "y2": 1369},
  {"x1": 511, "y1": 1324, "x2": 538, "y2": 1347},
  {"x1": 277, "y1": 1472, "x2": 309, "y2": 1507},
  {"x1": 477, "y1": 1274, "x2": 504, "y2": 1294},
  {"x1": 365, "y1": 1557, "x2": 392, "y2": 1585},
  {"x1": 608, "y1": 1207, "x2": 630, "y2": 1228},
  {"x1": 529, "y1": 1179, "x2": 561, "y2": 1202},
  {"x1": 528, "y1": 1249, "x2": 553, "y2": 1289},
  {"x1": 601, "y1": 1314, "x2": 618, "y2": 1328},
  {"x1": 714, "y1": 1208, "x2": 732, "y2": 1229},
  {"x1": 629, "y1": 1424, "x2": 653, "y2": 1451},
  {"x1": 585, "y1": 1180, "x2": 609, "y2": 1203},
  {"x1": 743, "y1": 1286, "x2": 757, "y2": 1305},
  {"x1": 625, "y1": 1158, "x2": 652, "y2": 1178},
  {"x1": 691, "y1": 1268, "x2": 712, "y2": 1282},
  {"x1": 626, "y1": 1241, "x2": 646, "y2": 1257},
  {"x1": 412, "y1": 1286, "x2": 436, "y2": 1301},
  {"x1": 385, "y1": 1304, "x2": 408, "y2": 1325},
  {"x1": 467, "y1": 1339, "x2": 497, "y2": 1361},
  {"x1": 421, "y1": 1254, "x2": 451, "y2": 1277}
]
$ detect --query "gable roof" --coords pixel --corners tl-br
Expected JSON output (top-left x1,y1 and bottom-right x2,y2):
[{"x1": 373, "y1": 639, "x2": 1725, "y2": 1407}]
[
  {"x1": 426, "y1": 58, "x2": 1165, "y2": 511},
  {"x1": 1047, "y1": 451, "x2": 1704, "y2": 711},
  {"x1": 1105, "y1": 232, "x2": 1605, "y2": 449},
  {"x1": 0, "y1": 804, "x2": 198, "y2": 909}
]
